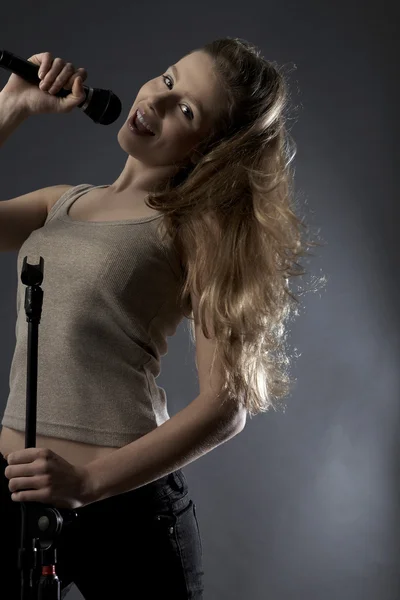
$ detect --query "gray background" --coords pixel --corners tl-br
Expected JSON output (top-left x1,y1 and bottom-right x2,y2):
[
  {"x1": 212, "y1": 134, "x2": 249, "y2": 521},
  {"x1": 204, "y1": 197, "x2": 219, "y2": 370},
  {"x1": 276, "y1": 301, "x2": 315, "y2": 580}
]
[{"x1": 0, "y1": 1, "x2": 398, "y2": 598}]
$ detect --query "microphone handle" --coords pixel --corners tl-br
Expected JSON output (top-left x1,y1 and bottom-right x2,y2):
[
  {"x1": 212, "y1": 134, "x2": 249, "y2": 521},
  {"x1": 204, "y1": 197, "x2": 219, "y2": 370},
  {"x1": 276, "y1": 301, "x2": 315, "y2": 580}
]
[
  {"x1": 0, "y1": 49, "x2": 122, "y2": 125},
  {"x1": 0, "y1": 49, "x2": 89, "y2": 106}
]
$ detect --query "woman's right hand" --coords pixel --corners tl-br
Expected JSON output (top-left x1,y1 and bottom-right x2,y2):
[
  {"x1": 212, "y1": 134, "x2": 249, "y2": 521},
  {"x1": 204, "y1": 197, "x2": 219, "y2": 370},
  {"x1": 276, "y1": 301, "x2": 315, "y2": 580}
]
[{"x1": 1, "y1": 52, "x2": 88, "y2": 117}]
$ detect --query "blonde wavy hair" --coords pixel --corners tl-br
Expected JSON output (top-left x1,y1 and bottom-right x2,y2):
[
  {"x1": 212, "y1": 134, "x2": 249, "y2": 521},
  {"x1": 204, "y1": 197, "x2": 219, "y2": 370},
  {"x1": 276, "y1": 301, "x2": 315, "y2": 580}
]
[{"x1": 146, "y1": 37, "x2": 326, "y2": 418}]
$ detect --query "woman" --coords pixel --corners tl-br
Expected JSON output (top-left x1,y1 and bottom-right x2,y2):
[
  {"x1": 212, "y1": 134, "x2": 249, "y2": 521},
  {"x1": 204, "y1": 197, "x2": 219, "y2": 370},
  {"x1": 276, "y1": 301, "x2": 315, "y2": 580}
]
[{"x1": 0, "y1": 37, "x2": 323, "y2": 599}]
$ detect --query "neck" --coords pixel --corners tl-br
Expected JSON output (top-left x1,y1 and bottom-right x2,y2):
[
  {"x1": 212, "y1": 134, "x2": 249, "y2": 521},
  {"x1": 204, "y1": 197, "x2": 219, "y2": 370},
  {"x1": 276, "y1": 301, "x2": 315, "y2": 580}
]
[{"x1": 109, "y1": 155, "x2": 179, "y2": 199}]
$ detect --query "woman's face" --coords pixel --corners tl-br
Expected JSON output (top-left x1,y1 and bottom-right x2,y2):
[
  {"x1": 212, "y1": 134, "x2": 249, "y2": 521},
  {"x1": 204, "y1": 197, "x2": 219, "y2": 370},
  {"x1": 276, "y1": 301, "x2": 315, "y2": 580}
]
[{"x1": 117, "y1": 50, "x2": 224, "y2": 168}]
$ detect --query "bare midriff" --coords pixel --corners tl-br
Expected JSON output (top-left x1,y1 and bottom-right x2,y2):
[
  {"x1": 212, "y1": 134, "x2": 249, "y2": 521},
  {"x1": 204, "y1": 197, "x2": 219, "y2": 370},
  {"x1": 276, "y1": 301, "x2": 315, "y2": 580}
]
[{"x1": 0, "y1": 427, "x2": 119, "y2": 466}]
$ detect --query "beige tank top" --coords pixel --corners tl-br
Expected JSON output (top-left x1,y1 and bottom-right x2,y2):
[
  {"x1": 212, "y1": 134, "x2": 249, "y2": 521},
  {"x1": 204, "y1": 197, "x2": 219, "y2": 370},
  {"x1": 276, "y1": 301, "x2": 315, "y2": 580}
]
[{"x1": 2, "y1": 184, "x2": 186, "y2": 447}]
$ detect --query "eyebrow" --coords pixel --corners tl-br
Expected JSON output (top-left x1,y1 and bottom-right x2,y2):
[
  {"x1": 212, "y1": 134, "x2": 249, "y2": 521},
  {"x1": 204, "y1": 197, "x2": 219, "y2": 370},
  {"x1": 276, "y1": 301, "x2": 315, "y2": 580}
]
[{"x1": 168, "y1": 64, "x2": 205, "y2": 117}]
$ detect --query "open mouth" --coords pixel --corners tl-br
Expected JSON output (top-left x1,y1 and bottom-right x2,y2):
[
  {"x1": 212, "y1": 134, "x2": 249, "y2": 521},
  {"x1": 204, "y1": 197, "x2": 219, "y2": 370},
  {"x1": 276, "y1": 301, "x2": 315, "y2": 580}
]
[{"x1": 129, "y1": 110, "x2": 156, "y2": 136}]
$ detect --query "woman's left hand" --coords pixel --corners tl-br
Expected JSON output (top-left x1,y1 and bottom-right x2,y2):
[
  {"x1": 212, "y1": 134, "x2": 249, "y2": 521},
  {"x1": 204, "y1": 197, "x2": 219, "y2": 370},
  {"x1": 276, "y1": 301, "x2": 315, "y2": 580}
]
[{"x1": 4, "y1": 447, "x2": 92, "y2": 510}]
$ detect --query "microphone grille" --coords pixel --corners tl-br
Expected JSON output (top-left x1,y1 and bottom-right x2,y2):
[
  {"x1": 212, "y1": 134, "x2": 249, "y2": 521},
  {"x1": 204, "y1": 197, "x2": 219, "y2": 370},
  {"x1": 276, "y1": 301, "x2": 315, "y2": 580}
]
[{"x1": 83, "y1": 88, "x2": 122, "y2": 125}]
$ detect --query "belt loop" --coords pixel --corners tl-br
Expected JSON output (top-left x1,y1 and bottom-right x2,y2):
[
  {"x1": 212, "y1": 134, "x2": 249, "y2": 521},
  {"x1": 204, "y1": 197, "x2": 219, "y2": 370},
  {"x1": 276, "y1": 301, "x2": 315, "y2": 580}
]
[{"x1": 168, "y1": 470, "x2": 184, "y2": 493}]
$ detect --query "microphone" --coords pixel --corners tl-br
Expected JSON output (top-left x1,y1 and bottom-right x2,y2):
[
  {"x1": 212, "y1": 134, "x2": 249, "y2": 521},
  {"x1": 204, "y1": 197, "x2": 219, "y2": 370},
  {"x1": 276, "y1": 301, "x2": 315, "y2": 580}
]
[{"x1": 0, "y1": 49, "x2": 122, "y2": 125}]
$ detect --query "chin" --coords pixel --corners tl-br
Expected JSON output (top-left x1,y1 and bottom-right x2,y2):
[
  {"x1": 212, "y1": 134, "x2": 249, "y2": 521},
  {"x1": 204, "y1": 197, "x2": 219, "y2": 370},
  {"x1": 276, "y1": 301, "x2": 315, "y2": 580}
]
[
  {"x1": 117, "y1": 128, "x2": 188, "y2": 170},
  {"x1": 116, "y1": 128, "x2": 144, "y2": 159}
]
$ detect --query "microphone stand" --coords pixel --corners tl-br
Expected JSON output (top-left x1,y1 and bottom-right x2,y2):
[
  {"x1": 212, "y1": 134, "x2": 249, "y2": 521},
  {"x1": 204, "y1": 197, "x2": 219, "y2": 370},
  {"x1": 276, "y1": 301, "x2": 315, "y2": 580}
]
[{"x1": 17, "y1": 256, "x2": 78, "y2": 599}]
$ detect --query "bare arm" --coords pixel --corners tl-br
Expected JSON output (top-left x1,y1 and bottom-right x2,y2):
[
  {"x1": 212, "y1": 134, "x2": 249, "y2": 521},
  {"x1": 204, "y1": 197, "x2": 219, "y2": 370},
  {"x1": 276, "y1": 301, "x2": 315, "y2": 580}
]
[
  {"x1": 0, "y1": 91, "x2": 29, "y2": 149},
  {"x1": 84, "y1": 393, "x2": 245, "y2": 505}
]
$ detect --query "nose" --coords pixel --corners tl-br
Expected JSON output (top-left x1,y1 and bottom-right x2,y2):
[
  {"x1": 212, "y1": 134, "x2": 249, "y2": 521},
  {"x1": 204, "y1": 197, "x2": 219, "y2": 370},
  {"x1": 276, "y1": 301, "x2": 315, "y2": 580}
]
[
  {"x1": 147, "y1": 94, "x2": 166, "y2": 119},
  {"x1": 146, "y1": 91, "x2": 177, "y2": 119}
]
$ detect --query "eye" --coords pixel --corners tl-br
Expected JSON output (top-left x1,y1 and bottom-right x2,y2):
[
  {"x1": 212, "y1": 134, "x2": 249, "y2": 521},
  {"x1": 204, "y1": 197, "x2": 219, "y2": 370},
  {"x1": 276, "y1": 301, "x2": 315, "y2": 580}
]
[{"x1": 162, "y1": 75, "x2": 194, "y2": 121}]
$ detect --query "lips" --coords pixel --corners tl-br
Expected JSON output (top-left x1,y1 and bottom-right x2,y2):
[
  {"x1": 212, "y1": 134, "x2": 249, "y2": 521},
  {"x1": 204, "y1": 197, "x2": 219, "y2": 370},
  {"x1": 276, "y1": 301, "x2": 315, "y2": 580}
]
[
  {"x1": 128, "y1": 113, "x2": 150, "y2": 137},
  {"x1": 131, "y1": 109, "x2": 156, "y2": 135}
]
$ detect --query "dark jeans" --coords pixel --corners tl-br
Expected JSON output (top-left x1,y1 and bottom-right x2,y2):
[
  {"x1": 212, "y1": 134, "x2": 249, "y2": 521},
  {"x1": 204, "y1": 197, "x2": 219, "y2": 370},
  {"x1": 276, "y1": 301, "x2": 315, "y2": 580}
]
[{"x1": 0, "y1": 452, "x2": 204, "y2": 599}]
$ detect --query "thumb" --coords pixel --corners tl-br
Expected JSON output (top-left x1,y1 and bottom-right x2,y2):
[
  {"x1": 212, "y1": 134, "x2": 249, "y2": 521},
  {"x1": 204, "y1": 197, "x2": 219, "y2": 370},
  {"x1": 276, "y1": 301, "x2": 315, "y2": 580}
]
[
  {"x1": 71, "y1": 75, "x2": 86, "y2": 103},
  {"x1": 61, "y1": 75, "x2": 86, "y2": 110}
]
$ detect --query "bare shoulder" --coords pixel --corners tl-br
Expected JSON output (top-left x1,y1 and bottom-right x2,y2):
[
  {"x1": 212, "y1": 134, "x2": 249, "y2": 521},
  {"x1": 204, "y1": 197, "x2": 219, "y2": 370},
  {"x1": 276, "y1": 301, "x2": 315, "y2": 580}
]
[
  {"x1": 46, "y1": 184, "x2": 74, "y2": 212},
  {"x1": 0, "y1": 184, "x2": 74, "y2": 252}
]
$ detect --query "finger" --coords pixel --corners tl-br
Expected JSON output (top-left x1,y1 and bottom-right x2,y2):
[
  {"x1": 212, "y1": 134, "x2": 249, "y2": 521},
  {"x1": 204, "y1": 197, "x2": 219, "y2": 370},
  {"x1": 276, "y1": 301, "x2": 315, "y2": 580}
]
[
  {"x1": 39, "y1": 57, "x2": 66, "y2": 91},
  {"x1": 5, "y1": 461, "x2": 37, "y2": 480},
  {"x1": 7, "y1": 447, "x2": 46, "y2": 464},
  {"x1": 9, "y1": 475, "x2": 41, "y2": 493},
  {"x1": 11, "y1": 489, "x2": 49, "y2": 503},
  {"x1": 46, "y1": 62, "x2": 76, "y2": 94},
  {"x1": 28, "y1": 51, "x2": 53, "y2": 74},
  {"x1": 36, "y1": 52, "x2": 53, "y2": 78},
  {"x1": 64, "y1": 67, "x2": 88, "y2": 91}
]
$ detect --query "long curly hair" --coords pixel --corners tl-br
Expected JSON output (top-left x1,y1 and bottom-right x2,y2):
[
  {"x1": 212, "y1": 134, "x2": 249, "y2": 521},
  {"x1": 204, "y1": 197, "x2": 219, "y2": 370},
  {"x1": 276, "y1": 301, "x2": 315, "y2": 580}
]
[{"x1": 146, "y1": 37, "x2": 326, "y2": 417}]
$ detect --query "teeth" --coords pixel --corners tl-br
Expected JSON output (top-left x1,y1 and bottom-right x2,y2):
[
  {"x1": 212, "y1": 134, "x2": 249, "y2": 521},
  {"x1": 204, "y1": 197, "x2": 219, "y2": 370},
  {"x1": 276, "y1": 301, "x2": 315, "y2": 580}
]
[{"x1": 137, "y1": 109, "x2": 155, "y2": 134}]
